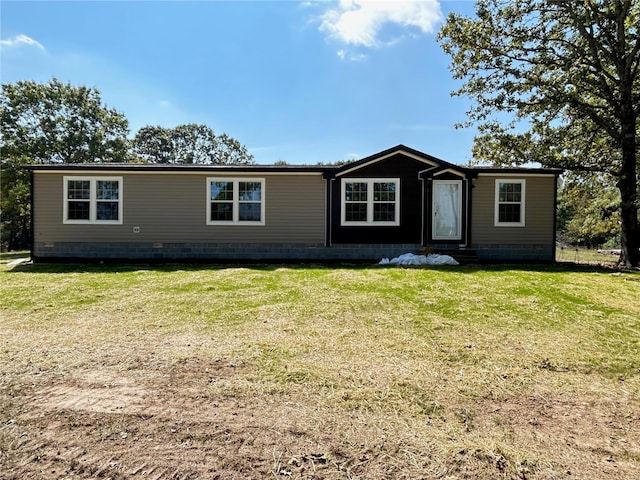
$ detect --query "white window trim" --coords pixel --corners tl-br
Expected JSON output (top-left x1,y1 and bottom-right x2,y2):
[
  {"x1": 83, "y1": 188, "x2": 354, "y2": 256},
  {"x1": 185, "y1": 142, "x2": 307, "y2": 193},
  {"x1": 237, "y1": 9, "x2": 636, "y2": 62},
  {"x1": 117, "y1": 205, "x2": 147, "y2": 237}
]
[
  {"x1": 494, "y1": 179, "x2": 526, "y2": 227},
  {"x1": 206, "y1": 177, "x2": 265, "y2": 226},
  {"x1": 340, "y1": 178, "x2": 400, "y2": 226},
  {"x1": 63, "y1": 176, "x2": 123, "y2": 225}
]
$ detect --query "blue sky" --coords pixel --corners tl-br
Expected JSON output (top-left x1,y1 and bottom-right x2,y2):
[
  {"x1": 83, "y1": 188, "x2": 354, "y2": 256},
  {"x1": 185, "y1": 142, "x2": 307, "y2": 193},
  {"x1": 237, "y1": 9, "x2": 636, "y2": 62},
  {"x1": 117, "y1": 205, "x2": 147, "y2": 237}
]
[{"x1": 1, "y1": 0, "x2": 479, "y2": 165}]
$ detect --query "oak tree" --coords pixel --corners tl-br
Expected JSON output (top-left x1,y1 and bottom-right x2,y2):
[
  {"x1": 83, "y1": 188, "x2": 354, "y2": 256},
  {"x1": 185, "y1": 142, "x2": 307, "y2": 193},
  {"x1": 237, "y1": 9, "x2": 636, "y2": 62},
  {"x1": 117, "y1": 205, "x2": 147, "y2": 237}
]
[{"x1": 439, "y1": 0, "x2": 639, "y2": 266}]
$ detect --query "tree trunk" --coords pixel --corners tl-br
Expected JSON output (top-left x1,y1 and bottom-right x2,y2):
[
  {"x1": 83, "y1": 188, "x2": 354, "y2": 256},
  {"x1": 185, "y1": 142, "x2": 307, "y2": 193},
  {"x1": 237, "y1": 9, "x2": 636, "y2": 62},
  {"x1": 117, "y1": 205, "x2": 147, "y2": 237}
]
[{"x1": 618, "y1": 131, "x2": 639, "y2": 268}]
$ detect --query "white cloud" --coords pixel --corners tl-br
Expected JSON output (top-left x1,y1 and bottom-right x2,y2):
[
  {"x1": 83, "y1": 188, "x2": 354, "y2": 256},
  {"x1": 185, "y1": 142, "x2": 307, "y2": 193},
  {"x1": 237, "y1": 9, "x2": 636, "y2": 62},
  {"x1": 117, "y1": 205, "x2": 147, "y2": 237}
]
[
  {"x1": 0, "y1": 34, "x2": 46, "y2": 51},
  {"x1": 319, "y1": 0, "x2": 443, "y2": 48},
  {"x1": 337, "y1": 49, "x2": 368, "y2": 62}
]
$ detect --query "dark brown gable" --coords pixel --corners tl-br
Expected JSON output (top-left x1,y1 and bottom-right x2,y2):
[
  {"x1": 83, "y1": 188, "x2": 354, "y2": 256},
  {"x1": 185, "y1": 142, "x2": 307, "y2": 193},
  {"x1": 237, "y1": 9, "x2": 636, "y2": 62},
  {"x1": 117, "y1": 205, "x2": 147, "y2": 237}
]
[{"x1": 328, "y1": 152, "x2": 429, "y2": 245}]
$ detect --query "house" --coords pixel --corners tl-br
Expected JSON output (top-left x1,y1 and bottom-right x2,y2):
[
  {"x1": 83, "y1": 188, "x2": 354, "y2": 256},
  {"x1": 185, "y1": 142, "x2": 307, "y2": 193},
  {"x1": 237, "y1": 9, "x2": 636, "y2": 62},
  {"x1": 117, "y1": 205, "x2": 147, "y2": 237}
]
[{"x1": 29, "y1": 145, "x2": 561, "y2": 263}]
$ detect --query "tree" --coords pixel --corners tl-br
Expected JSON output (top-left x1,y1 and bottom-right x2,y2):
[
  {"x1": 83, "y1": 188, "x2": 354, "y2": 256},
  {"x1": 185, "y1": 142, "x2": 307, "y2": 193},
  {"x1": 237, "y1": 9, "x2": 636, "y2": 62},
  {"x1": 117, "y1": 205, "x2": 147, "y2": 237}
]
[
  {"x1": 0, "y1": 156, "x2": 31, "y2": 251},
  {"x1": 1, "y1": 78, "x2": 129, "y2": 164},
  {"x1": 558, "y1": 172, "x2": 621, "y2": 248},
  {"x1": 131, "y1": 126, "x2": 173, "y2": 163},
  {"x1": 439, "y1": 0, "x2": 639, "y2": 267},
  {"x1": 214, "y1": 133, "x2": 254, "y2": 165},
  {"x1": 1, "y1": 78, "x2": 129, "y2": 249},
  {"x1": 132, "y1": 124, "x2": 254, "y2": 165}
]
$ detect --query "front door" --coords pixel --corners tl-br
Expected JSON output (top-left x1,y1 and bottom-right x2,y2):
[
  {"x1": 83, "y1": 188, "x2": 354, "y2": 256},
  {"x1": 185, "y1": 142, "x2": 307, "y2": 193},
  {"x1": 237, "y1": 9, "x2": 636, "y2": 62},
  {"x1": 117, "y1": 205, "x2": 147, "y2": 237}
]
[{"x1": 432, "y1": 180, "x2": 462, "y2": 241}]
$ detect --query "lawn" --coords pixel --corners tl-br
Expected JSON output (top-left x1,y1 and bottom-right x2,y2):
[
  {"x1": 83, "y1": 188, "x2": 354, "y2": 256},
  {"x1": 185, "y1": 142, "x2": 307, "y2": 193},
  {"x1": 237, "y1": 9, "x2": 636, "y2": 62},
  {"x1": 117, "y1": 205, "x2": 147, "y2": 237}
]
[{"x1": 1, "y1": 262, "x2": 639, "y2": 479}]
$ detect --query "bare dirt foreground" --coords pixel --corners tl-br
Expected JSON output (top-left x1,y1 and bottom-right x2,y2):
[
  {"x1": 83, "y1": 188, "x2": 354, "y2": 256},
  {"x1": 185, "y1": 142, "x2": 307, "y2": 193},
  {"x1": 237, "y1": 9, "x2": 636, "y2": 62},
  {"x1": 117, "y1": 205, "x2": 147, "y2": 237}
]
[{"x1": 1, "y1": 335, "x2": 639, "y2": 480}]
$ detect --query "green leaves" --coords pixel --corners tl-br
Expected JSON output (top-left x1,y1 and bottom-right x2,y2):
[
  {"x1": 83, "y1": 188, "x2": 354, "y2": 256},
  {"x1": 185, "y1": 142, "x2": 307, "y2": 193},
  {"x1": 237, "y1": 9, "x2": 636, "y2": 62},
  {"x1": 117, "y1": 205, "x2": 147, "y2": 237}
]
[
  {"x1": 132, "y1": 123, "x2": 254, "y2": 165},
  {"x1": 438, "y1": 0, "x2": 639, "y2": 164},
  {"x1": 0, "y1": 78, "x2": 129, "y2": 164},
  {"x1": 558, "y1": 172, "x2": 622, "y2": 247}
]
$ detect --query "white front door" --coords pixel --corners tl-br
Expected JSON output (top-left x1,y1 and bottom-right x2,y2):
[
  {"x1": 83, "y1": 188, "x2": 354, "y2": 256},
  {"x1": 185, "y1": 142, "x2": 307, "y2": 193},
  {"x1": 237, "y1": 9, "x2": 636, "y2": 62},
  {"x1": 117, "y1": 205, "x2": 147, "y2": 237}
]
[{"x1": 432, "y1": 180, "x2": 462, "y2": 240}]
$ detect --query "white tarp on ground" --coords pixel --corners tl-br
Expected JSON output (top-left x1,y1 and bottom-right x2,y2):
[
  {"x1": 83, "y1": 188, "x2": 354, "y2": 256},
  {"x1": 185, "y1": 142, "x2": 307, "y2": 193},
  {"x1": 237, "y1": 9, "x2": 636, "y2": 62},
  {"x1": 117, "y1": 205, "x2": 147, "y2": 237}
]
[{"x1": 379, "y1": 253, "x2": 459, "y2": 266}]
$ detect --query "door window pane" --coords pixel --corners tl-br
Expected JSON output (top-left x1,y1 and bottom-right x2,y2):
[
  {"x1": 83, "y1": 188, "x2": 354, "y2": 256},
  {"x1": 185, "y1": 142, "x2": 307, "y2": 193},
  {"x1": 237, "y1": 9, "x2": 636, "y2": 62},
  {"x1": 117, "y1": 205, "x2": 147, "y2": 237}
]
[{"x1": 433, "y1": 182, "x2": 460, "y2": 239}]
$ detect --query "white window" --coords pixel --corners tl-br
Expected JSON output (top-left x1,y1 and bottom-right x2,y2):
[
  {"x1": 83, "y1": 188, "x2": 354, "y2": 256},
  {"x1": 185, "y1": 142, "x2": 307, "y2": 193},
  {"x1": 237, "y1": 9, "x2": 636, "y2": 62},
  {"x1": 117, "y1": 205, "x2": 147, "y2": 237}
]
[
  {"x1": 495, "y1": 179, "x2": 525, "y2": 226},
  {"x1": 207, "y1": 178, "x2": 265, "y2": 225},
  {"x1": 341, "y1": 178, "x2": 400, "y2": 226},
  {"x1": 63, "y1": 176, "x2": 123, "y2": 224}
]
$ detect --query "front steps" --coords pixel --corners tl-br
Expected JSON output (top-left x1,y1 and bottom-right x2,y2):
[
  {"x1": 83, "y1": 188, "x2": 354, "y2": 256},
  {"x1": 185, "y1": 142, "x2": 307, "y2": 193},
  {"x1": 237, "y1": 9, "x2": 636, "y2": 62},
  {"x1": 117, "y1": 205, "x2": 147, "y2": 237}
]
[{"x1": 419, "y1": 247, "x2": 478, "y2": 264}]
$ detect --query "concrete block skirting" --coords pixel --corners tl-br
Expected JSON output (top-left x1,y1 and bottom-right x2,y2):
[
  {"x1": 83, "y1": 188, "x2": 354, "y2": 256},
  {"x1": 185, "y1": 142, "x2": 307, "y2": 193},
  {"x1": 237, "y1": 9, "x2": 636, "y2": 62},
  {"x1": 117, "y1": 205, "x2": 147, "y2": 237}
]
[
  {"x1": 33, "y1": 242, "x2": 556, "y2": 263},
  {"x1": 472, "y1": 243, "x2": 555, "y2": 262},
  {"x1": 33, "y1": 242, "x2": 423, "y2": 263}
]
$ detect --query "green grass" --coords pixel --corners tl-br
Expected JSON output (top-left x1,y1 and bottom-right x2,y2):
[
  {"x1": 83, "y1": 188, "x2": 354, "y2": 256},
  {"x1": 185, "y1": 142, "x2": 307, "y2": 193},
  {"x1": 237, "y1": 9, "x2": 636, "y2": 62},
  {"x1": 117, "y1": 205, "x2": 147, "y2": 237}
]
[
  {"x1": 3, "y1": 262, "x2": 638, "y2": 379},
  {"x1": 556, "y1": 245, "x2": 621, "y2": 265},
  {"x1": 2, "y1": 262, "x2": 639, "y2": 478}
]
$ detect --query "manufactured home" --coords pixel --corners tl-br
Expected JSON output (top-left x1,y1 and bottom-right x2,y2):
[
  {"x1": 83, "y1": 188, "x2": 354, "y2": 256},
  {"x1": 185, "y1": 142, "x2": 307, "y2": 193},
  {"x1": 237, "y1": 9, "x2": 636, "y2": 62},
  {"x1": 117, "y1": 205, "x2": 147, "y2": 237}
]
[{"x1": 29, "y1": 145, "x2": 561, "y2": 263}]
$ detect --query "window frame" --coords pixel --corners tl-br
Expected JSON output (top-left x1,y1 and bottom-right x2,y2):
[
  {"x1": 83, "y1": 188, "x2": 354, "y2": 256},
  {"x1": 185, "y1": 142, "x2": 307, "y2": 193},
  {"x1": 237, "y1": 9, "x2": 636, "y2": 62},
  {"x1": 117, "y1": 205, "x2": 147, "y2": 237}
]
[
  {"x1": 340, "y1": 178, "x2": 400, "y2": 226},
  {"x1": 494, "y1": 179, "x2": 526, "y2": 227},
  {"x1": 206, "y1": 177, "x2": 266, "y2": 226},
  {"x1": 63, "y1": 176, "x2": 123, "y2": 225}
]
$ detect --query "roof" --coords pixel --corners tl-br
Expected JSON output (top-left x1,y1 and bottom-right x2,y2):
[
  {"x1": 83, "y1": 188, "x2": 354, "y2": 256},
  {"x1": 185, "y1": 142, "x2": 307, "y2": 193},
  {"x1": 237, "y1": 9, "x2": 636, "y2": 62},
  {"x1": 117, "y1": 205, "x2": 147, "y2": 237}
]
[
  {"x1": 27, "y1": 145, "x2": 563, "y2": 176},
  {"x1": 322, "y1": 144, "x2": 561, "y2": 178},
  {"x1": 323, "y1": 144, "x2": 464, "y2": 178}
]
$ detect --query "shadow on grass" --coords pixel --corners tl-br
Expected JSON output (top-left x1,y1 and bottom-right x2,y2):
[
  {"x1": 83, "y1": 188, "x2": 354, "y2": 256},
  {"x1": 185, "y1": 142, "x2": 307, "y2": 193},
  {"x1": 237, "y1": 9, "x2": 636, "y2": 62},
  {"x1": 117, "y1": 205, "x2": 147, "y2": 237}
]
[{"x1": 5, "y1": 259, "x2": 632, "y2": 275}]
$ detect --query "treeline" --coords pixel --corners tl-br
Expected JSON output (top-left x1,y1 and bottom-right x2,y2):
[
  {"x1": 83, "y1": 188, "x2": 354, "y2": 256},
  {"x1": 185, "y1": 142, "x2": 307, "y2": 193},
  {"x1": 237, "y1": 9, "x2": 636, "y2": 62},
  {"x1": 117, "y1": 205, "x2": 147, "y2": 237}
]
[
  {"x1": 1, "y1": 78, "x2": 253, "y2": 250},
  {"x1": 1, "y1": 78, "x2": 254, "y2": 166}
]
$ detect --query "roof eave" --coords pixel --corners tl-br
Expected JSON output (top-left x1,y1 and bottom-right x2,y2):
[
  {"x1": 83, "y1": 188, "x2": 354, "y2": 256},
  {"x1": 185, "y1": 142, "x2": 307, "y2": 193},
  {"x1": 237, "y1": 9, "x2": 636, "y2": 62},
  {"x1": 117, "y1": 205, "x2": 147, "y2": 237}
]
[{"x1": 27, "y1": 163, "x2": 335, "y2": 174}]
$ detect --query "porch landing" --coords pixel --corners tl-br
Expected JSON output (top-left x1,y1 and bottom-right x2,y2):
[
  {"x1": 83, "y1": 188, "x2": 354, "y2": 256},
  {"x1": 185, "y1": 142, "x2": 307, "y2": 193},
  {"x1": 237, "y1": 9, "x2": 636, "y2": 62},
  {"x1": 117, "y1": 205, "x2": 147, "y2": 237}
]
[{"x1": 420, "y1": 247, "x2": 478, "y2": 265}]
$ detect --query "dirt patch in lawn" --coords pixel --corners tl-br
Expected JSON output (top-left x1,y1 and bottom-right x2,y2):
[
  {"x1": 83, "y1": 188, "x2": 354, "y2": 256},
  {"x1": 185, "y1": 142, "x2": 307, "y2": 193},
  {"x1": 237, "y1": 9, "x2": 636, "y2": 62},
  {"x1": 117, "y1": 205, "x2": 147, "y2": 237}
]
[
  {"x1": 1, "y1": 345, "x2": 638, "y2": 480},
  {"x1": 2, "y1": 356, "x2": 357, "y2": 480}
]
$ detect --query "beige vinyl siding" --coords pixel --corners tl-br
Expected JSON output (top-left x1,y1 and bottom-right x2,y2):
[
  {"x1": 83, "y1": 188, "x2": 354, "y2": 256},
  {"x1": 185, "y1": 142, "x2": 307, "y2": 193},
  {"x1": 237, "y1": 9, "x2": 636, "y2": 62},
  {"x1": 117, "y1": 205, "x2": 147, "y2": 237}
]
[
  {"x1": 33, "y1": 172, "x2": 326, "y2": 244},
  {"x1": 471, "y1": 175, "x2": 556, "y2": 244}
]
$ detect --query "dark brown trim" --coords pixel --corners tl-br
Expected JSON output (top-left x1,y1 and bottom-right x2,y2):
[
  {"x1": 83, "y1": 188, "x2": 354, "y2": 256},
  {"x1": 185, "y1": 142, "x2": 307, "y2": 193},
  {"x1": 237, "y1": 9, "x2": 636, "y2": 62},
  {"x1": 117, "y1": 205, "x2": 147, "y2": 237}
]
[
  {"x1": 28, "y1": 164, "x2": 334, "y2": 174},
  {"x1": 30, "y1": 169, "x2": 35, "y2": 260},
  {"x1": 552, "y1": 174, "x2": 560, "y2": 262},
  {"x1": 325, "y1": 178, "x2": 333, "y2": 246},
  {"x1": 466, "y1": 178, "x2": 474, "y2": 247},
  {"x1": 474, "y1": 167, "x2": 563, "y2": 175}
]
